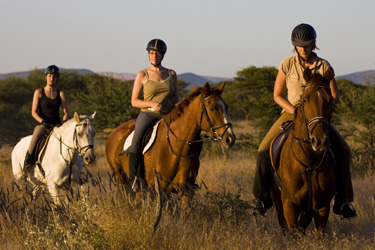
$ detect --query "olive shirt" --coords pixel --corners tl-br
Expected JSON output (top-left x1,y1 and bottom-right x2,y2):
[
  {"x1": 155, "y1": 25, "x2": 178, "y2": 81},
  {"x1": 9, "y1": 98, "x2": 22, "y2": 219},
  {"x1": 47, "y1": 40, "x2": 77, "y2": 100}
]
[
  {"x1": 130, "y1": 69, "x2": 176, "y2": 153},
  {"x1": 140, "y1": 69, "x2": 175, "y2": 115}
]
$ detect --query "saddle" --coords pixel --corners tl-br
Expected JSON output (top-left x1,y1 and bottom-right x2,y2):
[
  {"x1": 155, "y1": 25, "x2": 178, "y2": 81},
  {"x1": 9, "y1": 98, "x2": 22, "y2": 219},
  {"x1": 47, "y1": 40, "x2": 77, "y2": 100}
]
[
  {"x1": 31, "y1": 132, "x2": 52, "y2": 176},
  {"x1": 121, "y1": 120, "x2": 161, "y2": 156},
  {"x1": 270, "y1": 120, "x2": 293, "y2": 171},
  {"x1": 268, "y1": 121, "x2": 293, "y2": 191}
]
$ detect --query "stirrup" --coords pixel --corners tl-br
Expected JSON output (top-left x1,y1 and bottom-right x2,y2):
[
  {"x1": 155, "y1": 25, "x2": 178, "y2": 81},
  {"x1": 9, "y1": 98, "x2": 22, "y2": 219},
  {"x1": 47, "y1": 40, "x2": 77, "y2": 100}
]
[
  {"x1": 131, "y1": 177, "x2": 141, "y2": 193},
  {"x1": 251, "y1": 199, "x2": 267, "y2": 217}
]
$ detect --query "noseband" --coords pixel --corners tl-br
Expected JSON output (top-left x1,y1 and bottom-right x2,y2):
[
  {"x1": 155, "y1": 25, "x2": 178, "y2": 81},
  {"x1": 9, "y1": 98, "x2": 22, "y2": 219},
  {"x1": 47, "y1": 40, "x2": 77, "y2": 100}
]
[{"x1": 73, "y1": 123, "x2": 94, "y2": 157}]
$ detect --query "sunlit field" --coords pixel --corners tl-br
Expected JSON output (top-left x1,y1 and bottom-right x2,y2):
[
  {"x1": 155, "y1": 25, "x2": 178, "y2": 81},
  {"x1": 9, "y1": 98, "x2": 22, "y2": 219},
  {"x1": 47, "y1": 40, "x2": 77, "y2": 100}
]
[{"x1": 0, "y1": 120, "x2": 374, "y2": 249}]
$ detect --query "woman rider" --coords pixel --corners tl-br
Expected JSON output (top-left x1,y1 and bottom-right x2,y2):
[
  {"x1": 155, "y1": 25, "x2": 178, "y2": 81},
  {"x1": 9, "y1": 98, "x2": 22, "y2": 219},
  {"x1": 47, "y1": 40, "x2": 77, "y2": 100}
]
[
  {"x1": 128, "y1": 39, "x2": 179, "y2": 192},
  {"x1": 24, "y1": 65, "x2": 69, "y2": 174},
  {"x1": 251, "y1": 24, "x2": 357, "y2": 219}
]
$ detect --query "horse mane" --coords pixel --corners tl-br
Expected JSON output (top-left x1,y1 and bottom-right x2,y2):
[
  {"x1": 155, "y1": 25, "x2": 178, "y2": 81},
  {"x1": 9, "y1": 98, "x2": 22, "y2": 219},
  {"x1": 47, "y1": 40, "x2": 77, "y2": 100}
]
[
  {"x1": 163, "y1": 86, "x2": 204, "y2": 123},
  {"x1": 53, "y1": 118, "x2": 75, "y2": 133},
  {"x1": 53, "y1": 114, "x2": 92, "y2": 133},
  {"x1": 163, "y1": 84, "x2": 224, "y2": 123}
]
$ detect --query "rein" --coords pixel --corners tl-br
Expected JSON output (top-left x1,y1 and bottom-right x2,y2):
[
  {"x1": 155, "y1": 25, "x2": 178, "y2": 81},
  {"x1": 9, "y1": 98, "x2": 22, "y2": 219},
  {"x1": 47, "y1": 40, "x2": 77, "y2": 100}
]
[
  {"x1": 51, "y1": 121, "x2": 94, "y2": 183},
  {"x1": 290, "y1": 83, "x2": 332, "y2": 213},
  {"x1": 163, "y1": 93, "x2": 232, "y2": 158}
]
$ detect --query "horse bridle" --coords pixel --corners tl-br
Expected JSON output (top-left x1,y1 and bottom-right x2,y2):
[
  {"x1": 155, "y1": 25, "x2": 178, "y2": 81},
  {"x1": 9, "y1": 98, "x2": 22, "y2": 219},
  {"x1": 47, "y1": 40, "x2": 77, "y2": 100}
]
[
  {"x1": 164, "y1": 93, "x2": 232, "y2": 158},
  {"x1": 292, "y1": 84, "x2": 331, "y2": 144},
  {"x1": 290, "y1": 84, "x2": 332, "y2": 213},
  {"x1": 73, "y1": 123, "x2": 94, "y2": 157},
  {"x1": 200, "y1": 94, "x2": 232, "y2": 141},
  {"x1": 52, "y1": 121, "x2": 94, "y2": 163}
]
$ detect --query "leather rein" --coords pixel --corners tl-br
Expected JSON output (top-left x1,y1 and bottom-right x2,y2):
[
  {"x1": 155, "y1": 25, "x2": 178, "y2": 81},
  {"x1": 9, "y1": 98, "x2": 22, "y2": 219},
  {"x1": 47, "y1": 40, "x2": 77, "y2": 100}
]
[
  {"x1": 51, "y1": 121, "x2": 94, "y2": 183},
  {"x1": 163, "y1": 93, "x2": 232, "y2": 158},
  {"x1": 291, "y1": 84, "x2": 331, "y2": 171},
  {"x1": 289, "y1": 84, "x2": 332, "y2": 213}
]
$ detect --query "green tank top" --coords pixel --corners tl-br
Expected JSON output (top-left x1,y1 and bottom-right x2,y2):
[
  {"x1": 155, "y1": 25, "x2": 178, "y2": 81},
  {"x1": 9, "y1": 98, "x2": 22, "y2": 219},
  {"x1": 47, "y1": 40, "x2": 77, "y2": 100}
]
[{"x1": 141, "y1": 69, "x2": 175, "y2": 115}]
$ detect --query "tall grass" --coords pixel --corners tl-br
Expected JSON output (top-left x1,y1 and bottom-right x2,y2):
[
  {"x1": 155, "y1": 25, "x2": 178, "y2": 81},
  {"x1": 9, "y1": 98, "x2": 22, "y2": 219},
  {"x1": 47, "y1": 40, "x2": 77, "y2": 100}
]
[{"x1": 0, "y1": 121, "x2": 374, "y2": 249}]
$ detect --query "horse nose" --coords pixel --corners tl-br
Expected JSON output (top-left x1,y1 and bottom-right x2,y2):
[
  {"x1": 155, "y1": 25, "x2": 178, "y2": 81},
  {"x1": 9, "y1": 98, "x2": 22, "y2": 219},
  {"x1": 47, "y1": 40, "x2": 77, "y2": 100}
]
[
  {"x1": 84, "y1": 153, "x2": 96, "y2": 164},
  {"x1": 311, "y1": 136, "x2": 325, "y2": 152},
  {"x1": 223, "y1": 133, "x2": 236, "y2": 149}
]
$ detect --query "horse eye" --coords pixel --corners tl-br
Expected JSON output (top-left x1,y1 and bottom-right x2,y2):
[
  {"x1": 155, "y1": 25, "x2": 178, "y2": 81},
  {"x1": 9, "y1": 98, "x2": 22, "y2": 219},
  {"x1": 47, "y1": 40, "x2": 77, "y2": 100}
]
[{"x1": 209, "y1": 108, "x2": 214, "y2": 112}]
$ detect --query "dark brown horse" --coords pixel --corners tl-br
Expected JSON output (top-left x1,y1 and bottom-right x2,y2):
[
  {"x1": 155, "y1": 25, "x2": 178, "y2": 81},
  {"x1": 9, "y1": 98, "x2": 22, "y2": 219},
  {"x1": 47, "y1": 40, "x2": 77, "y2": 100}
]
[
  {"x1": 271, "y1": 68, "x2": 336, "y2": 238},
  {"x1": 105, "y1": 82, "x2": 235, "y2": 202}
]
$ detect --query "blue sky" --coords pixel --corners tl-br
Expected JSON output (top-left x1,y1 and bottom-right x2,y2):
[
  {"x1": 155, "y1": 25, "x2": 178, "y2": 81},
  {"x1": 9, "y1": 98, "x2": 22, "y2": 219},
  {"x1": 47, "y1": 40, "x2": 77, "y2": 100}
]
[{"x1": 1, "y1": 0, "x2": 374, "y2": 78}]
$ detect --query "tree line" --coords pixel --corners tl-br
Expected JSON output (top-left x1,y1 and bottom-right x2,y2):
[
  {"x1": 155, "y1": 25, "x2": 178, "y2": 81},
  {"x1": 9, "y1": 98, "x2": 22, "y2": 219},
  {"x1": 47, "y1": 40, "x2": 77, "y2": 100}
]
[{"x1": 1, "y1": 66, "x2": 374, "y2": 175}]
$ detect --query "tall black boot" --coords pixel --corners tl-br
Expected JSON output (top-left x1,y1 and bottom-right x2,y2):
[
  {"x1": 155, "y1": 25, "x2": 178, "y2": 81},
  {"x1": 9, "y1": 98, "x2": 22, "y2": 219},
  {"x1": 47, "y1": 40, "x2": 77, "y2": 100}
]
[
  {"x1": 24, "y1": 151, "x2": 34, "y2": 174},
  {"x1": 330, "y1": 130, "x2": 357, "y2": 219},
  {"x1": 128, "y1": 152, "x2": 142, "y2": 192}
]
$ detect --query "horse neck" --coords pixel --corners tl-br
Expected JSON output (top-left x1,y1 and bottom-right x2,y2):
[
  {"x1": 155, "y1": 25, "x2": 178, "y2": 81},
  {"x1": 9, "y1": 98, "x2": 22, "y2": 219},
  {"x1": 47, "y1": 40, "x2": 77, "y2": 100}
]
[
  {"x1": 165, "y1": 97, "x2": 202, "y2": 142},
  {"x1": 54, "y1": 121, "x2": 76, "y2": 148}
]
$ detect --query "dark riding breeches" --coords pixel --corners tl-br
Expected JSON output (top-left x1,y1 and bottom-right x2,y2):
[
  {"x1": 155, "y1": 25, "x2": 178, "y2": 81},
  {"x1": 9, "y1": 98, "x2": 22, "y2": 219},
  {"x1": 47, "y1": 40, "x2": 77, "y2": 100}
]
[{"x1": 129, "y1": 111, "x2": 162, "y2": 154}]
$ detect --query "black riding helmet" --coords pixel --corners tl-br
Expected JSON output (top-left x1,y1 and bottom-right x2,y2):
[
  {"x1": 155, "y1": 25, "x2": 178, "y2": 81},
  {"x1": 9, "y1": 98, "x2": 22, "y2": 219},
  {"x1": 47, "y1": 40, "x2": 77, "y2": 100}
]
[
  {"x1": 291, "y1": 23, "x2": 316, "y2": 47},
  {"x1": 45, "y1": 65, "x2": 60, "y2": 77},
  {"x1": 146, "y1": 39, "x2": 167, "y2": 54}
]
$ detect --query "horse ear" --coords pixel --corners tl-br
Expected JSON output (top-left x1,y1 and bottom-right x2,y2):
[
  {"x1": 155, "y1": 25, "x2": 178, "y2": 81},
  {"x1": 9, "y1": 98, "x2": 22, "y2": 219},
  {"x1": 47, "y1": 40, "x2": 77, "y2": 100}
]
[
  {"x1": 74, "y1": 112, "x2": 80, "y2": 123},
  {"x1": 216, "y1": 81, "x2": 226, "y2": 94},
  {"x1": 203, "y1": 82, "x2": 211, "y2": 96},
  {"x1": 90, "y1": 111, "x2": 97, "y2": 121}
]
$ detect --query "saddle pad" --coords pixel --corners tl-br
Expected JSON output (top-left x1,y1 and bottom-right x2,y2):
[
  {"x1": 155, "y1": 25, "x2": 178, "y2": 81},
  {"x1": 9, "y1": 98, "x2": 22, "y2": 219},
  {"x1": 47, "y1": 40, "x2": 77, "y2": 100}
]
[{"x1": 123, "y1": 120, "x2": 161, "y2": 155}]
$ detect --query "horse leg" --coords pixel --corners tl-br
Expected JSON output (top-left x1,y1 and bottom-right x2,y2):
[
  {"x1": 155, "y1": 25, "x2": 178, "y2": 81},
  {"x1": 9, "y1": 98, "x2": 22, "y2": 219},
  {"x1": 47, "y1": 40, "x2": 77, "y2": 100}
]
[
  {"x1": 296, "y1": 211, "x2": 313, "y2": 236},
  {"x1": 313, "y1": 206, "x2": 330, "y2": 239},
  {"x1": 283, "y1": 200, "x2": 303, "y2": 236},
  {"x1": 270, "y1": 181, "x2": 287, "y2": 234},
  {"x1": 47, "y1": 183, "x2": 63, "y2": 206}
]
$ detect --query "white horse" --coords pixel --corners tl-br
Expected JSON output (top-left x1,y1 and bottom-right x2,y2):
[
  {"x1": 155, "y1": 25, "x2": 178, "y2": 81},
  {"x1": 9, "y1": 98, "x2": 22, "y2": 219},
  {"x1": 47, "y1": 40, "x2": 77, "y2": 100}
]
[{"x1": 12, "y1": 112, "x2": 96, "y2": 205}]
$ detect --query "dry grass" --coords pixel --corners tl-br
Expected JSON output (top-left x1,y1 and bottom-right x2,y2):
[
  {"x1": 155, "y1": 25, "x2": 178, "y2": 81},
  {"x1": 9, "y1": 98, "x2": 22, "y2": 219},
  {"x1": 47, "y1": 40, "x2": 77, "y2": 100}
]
[{"x1": 0, "y1": 120, "x2": 374, "y2": 249}]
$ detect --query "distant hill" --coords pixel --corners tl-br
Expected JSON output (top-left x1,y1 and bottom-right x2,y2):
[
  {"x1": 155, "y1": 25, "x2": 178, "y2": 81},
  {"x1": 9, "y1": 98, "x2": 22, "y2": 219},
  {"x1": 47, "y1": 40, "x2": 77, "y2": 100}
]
[
  {"x1": 96, "y1": 72, "x2": 231, "y2": 88},
  {"x1": 0, "y1": 69, "x2": 231, "y2": 89},
  {"x1": 178, "y1": 73, "x2": 231, "y2": 89},
  {"x1": 0, "y1": 68, "x2": 94, "y2": 80},
  {"x1": 336, "y1": 70, "x2": 375, "y2": 86},
  {"x1": 96, "y1": 72, "x2": 136, "y2": 81},
  {"x1": 1, "y1": 68, "x2": 373, "y2": 86}
]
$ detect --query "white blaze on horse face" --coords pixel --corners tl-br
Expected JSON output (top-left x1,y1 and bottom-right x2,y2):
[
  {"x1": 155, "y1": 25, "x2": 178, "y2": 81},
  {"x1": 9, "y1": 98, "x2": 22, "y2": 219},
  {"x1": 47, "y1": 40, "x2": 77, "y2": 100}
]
[
  {"x1": 75, "y1": 119, "x2": 96, "y2": 164},
  {"x1": 218, "y1": 99, "x2": 234, "y2": 136}
]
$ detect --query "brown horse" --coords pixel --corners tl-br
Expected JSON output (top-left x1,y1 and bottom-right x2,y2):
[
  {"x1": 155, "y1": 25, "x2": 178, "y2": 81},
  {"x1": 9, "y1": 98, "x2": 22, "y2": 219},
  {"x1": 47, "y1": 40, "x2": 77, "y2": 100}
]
[
  {"x1": 105, "y1": 82, "x2": 235, "y2": 202},
  {"x1": 271, "y1": 68, "x2": 336, "y2": 238}
]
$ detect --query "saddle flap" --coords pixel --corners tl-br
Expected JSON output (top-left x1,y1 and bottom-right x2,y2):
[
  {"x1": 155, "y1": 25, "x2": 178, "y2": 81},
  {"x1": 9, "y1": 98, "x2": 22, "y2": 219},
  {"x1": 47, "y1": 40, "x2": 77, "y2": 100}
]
[
  {"x1": 34, "y1": 132, "x2": 52, "y2": 163},
  {"x1": 270, "y1": 121, "x2": 293, "y2": 171}
]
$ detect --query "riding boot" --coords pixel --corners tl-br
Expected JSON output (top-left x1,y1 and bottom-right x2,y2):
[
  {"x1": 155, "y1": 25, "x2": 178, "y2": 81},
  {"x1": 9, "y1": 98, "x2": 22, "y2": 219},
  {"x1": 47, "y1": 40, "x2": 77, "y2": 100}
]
[
  {"x1": 128, "y1": 152, "x2": 142, "y2": 192},
  {"x1": 23, "y1": 151, "x2": 34, "y2": 174},
  {"x1": 251, "y1": 149, "x2": 274, "y2": 216},
  {"x1": 330, "y1": 129, "x2": 357, "y2": 219}
]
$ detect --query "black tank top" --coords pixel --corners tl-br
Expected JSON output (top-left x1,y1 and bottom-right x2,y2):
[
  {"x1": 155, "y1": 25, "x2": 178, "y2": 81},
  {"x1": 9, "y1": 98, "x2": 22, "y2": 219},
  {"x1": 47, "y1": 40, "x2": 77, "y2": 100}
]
[{"x1": 37, "y1": 88, "x2": 62, "y2": 125}]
